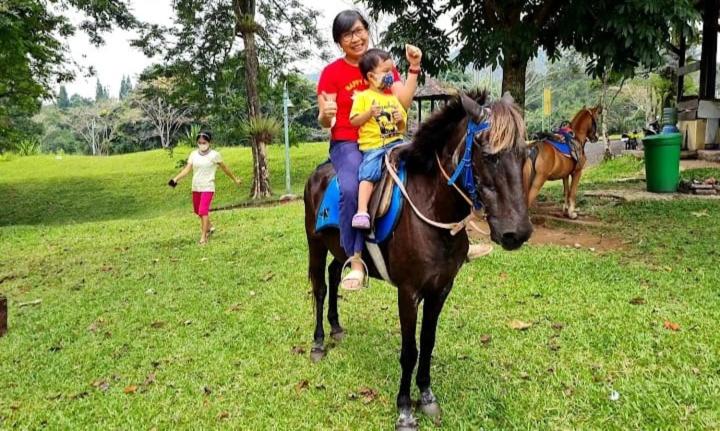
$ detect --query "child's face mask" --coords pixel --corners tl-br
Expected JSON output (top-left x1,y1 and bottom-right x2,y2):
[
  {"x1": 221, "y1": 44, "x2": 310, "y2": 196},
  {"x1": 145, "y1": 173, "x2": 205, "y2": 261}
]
[
  {"x1": 370, "y1": 71, "x2": 394, "y2": 90},
  {"x1": 198, "y1": 143, "x2": 210, "y2": 152}
]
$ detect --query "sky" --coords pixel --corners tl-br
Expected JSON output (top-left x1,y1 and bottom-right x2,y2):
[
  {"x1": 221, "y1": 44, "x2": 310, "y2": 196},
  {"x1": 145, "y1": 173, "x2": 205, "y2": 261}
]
[{"x1": 62, "y1": 0, "x2": 362, "y2": 99}]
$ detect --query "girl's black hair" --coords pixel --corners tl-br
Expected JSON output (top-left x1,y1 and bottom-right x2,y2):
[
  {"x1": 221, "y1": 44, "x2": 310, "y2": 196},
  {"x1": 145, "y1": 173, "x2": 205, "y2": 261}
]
[
  {"x1": 332, "y1": 10, "x2": 369, "y2": 44},
  {"x1": 359, "y1": 48, "x2": 392, "y2": 79},
  {"x1": 196, "y1": 131, "x2": 213, "y2": 142}
]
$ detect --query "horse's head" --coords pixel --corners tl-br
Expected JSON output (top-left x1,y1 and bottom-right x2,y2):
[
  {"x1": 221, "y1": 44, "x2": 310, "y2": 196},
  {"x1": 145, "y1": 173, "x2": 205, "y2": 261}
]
[
  {"x1": 460, "y1": 93, "x2": 533, "y2": 250},
  {"x1": 575, "y1": 105, "x2": 601, "y2": 143}
]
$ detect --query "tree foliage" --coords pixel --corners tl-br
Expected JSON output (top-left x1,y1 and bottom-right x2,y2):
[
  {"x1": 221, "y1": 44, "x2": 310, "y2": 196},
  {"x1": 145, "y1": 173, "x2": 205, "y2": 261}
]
[
  {"x1": 363, "y1": 0, "x2": 699, "y2": 108},
  {"x1": 0, "y1": 0, "x2": 136, "y2": 150}
]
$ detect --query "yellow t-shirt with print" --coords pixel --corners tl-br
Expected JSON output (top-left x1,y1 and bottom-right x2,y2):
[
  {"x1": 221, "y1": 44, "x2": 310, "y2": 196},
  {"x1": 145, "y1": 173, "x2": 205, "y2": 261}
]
[{"x1": 350, "y1": 89, "x2": 407, "y2": 151}]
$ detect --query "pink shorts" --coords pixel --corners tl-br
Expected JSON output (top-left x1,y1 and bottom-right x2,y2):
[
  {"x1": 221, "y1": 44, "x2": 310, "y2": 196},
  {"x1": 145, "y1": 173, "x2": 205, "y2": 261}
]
[{"x1": 192, "y1": 191, "x2": 214, "y2": 216}]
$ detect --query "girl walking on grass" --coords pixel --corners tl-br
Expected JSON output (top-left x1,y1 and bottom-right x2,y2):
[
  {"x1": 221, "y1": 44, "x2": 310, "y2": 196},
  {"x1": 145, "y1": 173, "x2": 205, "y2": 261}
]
[{"x1": 168, "y1": 131, "x2": 241, "y2": 245}]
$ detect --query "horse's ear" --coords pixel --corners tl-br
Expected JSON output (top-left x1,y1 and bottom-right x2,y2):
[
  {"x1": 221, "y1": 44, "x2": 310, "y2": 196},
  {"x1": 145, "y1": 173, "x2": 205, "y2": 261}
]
[
  {"x1": 461, "y1": 93, "x2": 483, "y2": 121},
  {"x1": 501, "y1": 91, "x2": 514, "y2": 104}
]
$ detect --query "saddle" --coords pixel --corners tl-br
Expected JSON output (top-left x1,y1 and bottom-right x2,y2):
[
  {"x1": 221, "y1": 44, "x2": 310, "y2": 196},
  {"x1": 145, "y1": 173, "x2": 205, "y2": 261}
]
[
  {"x1": 315, "y1": 152, "x2": 407, "y2": 244},
  {"x1": 535, "y1": 128, "x2": 580, "y2": 163}
]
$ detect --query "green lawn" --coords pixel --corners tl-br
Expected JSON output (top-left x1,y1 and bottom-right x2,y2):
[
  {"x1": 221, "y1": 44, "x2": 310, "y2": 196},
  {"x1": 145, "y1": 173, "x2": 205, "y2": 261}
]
[{"x1": 1, "y1": 146, "x2": 719, "y2": 429}]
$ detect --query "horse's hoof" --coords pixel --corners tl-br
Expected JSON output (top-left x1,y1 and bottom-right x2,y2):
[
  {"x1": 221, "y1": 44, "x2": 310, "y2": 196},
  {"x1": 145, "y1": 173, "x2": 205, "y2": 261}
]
[
  {"x1": 395, "y1": 411, "x2": 418, "y2": 431},
  {"x1": 310, "y1": 346, "x2": 325, "y2": 362},
  {"x1": 419, "y1": 389, "x2": 442, "y2": 418},
  {"x1": 330, "y1": 329, "x2": 345, "y2": 341},
  {"x1": 568, "y1": 212, "x2": 578, "y2": 220},
  {"x1": 419, "y1": 401, "x2": 441, "y2": 418}
]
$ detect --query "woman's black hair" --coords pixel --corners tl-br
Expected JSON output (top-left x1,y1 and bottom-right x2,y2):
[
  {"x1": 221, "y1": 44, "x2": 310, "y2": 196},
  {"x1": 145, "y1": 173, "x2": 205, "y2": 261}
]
[
  {"x1": 196, "y1": 131, "x2": 213, "y2": 142},
  {"x1": 332, "y1": 10, "x2": 369, "y2": 44},
  {"x1": 359, "y1": 48, "x2": 392, "y2": 79}
]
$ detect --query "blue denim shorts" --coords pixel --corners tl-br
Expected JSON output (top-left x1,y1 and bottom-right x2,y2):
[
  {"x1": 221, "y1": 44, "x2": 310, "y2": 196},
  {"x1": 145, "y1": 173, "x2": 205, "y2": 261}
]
[{"x1": 358, "y1": 140, "x2": 402, "y2": 182}]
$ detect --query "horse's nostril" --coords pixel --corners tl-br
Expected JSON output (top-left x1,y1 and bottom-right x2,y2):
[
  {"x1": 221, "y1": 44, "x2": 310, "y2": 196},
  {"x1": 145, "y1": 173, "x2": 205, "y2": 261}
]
[{"x1": 502, "y1": 232, "x2": 517, "y2": 242}]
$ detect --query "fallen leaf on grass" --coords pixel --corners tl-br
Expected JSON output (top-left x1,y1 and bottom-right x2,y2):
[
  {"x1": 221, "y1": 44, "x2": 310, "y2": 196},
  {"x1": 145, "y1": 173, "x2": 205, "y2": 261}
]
[
  {"x1": 295, "y1": 380, "x2": 309, "y2": 394},
  {"x1": 629, "y1": 297, "x2": 646, "y2": 305},
  {"x1": 226, "y1": 304, "x2": 242, "y2": 312},
  {"x1": 262, "y1": 272, "x2": 275, "y2": 282},
  {"x1": 519, "y1": 371, "x2": 530, "y2": 380},
  {"x1": 87, "y1": 319, "x2": 105, "y2": 333},
  {"x1": 217, "y1": 411, "x2": 230, "y2": 420},
  {"x1": 290, "y1": 346, "x2": 305, "y2": 355},
  {"x1": 690, "y1": 210, "x2": 709, "y2": 218},
  {"x1": 498, "y1": 272, "x2": 508, "y2": 281},
  {"x1": 551, "y1": 322, "x2": 564, "y2": 331},
  {"x1": 480, "y1": 334, "x2": 492, "y2": 345},
  {"x1": 509, "y1": 320, "x2": 532, "y2": 330},
  {"x1": 358, "y1": 387, "x2": 378, "y2": 403},
  {"x1": 203, "y1": 386, "x2": 212, "y2": 396},
  {"x1": 664, "y1": 320, "x2": 680, "y2": 331},
  {"x1": 124, "y1": 385, "x2": 138, "y2": 394},
  {"x1": 18, "y1": 299, "x2": 42, "y2": 308},
  {"x1": 150, "y1": 321, "x2": 166, "y2": 329}
]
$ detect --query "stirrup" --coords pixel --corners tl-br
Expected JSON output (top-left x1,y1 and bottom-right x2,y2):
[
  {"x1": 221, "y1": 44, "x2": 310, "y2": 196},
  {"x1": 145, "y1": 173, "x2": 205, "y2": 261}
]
[{"x1": 340, "y1": 255, "x2": 370, "y2": 290}]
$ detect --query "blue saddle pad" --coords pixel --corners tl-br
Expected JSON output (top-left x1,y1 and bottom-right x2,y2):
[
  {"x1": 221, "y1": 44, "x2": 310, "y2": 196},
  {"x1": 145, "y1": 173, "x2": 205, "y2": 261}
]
[
  {"x1": 545, "y1": 139, "x2": 573, "y2": 157},
  {"x1": 315, "y1": 162, "x2": 407, "y2": 244}
]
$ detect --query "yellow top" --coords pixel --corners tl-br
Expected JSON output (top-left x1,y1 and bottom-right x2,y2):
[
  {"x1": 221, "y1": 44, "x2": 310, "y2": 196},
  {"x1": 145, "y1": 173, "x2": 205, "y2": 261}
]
[{"x1": 350, "y1": 89, "x2": 407, "y2": 151}]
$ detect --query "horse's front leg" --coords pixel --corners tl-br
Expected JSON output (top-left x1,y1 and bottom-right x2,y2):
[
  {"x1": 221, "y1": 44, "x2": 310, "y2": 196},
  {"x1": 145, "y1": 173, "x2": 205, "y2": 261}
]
[
  {"x1": 327, "y1": 259, "x2": 344, "y2": 341},
  {"x1": 396, "y1": 290, "x2": 419, "y2": 431},
  {"x1": 567, "y1": 166, "x2": 585, "y2": 220},
  {"x1": 416, "y1": 290, "x2": 449, "y2": 419},
  {"x1": 308, "y1": 239, "x2": 328, "y2": 362}
]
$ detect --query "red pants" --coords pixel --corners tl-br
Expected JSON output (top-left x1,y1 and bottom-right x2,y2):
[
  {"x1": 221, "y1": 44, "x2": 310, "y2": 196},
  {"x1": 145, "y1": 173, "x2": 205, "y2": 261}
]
[{"x1": 192, "y1": 191, "x2": 214, "y2": 216}]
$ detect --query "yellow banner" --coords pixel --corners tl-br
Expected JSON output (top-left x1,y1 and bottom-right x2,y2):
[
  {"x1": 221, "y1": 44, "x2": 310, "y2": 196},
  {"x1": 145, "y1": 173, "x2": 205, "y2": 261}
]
[{"x1": 543, "y1": 88, "x2": 552, "y2": 117}]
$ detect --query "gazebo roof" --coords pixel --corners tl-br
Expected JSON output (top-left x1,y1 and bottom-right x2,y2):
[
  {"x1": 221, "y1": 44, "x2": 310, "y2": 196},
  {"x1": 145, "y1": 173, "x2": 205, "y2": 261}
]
[{"x1": 413, "y1": 77, "x2": 457, "y2": 100}]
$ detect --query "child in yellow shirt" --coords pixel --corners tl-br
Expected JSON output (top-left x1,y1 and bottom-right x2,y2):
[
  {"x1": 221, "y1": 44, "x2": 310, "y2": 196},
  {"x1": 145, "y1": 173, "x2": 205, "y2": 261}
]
[{"x1": 349, "y1": 49, "x2": 407, "y2": 229}]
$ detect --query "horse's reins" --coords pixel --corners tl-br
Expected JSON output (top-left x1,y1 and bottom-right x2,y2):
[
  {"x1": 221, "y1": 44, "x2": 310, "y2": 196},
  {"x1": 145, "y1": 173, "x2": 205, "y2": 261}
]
[{"x1": 383, "y1": 120, "x2": 490, "y2": 236}]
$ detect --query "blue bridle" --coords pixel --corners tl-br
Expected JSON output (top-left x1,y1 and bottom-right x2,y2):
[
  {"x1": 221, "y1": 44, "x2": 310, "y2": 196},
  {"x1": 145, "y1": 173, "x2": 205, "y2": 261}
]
[{"x1": 446, "y1": 119, "x2": 490, "y2": 210}]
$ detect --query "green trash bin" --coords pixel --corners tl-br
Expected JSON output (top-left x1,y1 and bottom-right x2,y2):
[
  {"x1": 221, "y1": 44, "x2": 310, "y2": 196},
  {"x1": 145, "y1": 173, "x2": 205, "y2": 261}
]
[{"x1": 642, "y1": 133, "x2": 682, "y2": 193}]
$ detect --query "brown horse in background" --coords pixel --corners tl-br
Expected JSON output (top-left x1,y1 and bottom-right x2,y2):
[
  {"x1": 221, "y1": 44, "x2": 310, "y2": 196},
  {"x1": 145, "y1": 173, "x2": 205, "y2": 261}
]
[
  {"x1": 523, "y1": 106, "x2": 601, "y2": 219},
  {"x1": 304, "y1": 92, "x2": 532, "y2": 430}
]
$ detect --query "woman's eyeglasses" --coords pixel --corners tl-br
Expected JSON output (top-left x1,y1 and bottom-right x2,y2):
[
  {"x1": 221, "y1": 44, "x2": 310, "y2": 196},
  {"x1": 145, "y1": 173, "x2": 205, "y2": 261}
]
[{"x1": 341, "y1": 27, "x2": 368, "y2": 43}]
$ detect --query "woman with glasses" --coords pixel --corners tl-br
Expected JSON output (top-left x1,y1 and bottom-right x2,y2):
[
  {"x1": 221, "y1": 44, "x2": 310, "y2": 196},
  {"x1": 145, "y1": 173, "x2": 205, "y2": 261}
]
[
  {"x1": 316, "y1": 10, "x2": 422, "y2": 290},
  {"x1": 168, "y1": 131, "x2": 242, "y2": 245}
]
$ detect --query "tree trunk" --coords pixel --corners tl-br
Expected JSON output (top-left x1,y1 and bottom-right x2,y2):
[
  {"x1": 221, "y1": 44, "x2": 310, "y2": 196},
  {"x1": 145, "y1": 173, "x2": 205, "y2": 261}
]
[
  {"x1": 599, "y1": 72, "x2": 611, "y2": 161},
  {"x1": 235, "y1": 0, "x2": 272, "y2": 199},
  {"x1": 501, "y1": 53, "x2": 528, "y2": 111}
]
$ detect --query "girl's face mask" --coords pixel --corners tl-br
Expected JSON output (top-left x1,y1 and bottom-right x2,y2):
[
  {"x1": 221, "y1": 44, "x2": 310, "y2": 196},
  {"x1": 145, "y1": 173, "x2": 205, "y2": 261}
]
[{"x1": 198, "y1": 143, "x2": 210, "y2": 152}]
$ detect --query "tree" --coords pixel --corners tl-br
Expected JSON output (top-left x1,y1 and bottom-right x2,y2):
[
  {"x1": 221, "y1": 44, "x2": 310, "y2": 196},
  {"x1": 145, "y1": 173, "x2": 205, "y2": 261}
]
[
  {"x1": 57, "y1": 86, "x2": 70, "y2": 109},
  {"x1": 95, "y1": 79, "x2": 109, "y2": 102},
  {"x1": 364, "y1": 0, "x2": 699, "y2": 109},
  {"x1": 119, "y1": 76, "x2": 133, "y2": 100},
  {"x1": 136, "y1": 78, "x2": 190, "y2": 150},
  {"x1": 0, "y1": 0, "x2": 136, "y2": 150},
  {"x1": 133, "y1": 0, "x2": 328, "y2": 198},
  {"x1": 69, "y1": 102, "x2": 125, "y2": 156}
]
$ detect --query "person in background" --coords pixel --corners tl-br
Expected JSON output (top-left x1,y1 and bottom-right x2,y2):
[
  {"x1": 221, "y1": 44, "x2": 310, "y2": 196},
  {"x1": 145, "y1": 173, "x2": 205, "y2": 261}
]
[{"x1": 168, "y1": 131, "x2": 241, "y2": 245}]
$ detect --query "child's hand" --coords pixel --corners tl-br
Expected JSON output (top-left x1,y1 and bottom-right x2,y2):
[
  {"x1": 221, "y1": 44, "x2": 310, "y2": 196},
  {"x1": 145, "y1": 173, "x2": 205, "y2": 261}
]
[
  {"x1": 405, "y1": 44, "x2": 422, "y2": 67},
  {"x1": 370, "y1": 100, "x2": 381, "y2": 117},
  {"x1": 392, "y1": 108, "x2": 403, "y2": 123},
  {"x1": 234, "y1": 178, "x2": 242, "y2": 187}
]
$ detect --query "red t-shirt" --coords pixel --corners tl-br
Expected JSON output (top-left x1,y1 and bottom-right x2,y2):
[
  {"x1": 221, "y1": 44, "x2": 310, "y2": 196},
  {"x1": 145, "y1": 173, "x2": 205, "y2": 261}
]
[{"x1": 317, "y1": 58, "x2": 401, "y2": 142}]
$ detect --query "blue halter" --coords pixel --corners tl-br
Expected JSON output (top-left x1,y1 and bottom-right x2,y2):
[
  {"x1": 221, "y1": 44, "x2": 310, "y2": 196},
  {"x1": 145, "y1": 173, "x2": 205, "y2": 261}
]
[{"x1": 447, "y1": 119, "x2": 490, "y2": 210}]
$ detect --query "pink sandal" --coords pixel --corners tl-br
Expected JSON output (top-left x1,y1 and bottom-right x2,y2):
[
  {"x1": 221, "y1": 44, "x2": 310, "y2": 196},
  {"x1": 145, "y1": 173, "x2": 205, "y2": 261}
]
[{"x1": 351, "y1": 212, "x2": 371, "y2": 229}]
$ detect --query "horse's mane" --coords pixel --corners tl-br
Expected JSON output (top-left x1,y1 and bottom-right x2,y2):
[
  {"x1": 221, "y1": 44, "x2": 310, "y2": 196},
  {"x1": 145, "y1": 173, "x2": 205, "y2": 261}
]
[{"x1": 402, "y1": 89, "x2": 526, "y2": 173}]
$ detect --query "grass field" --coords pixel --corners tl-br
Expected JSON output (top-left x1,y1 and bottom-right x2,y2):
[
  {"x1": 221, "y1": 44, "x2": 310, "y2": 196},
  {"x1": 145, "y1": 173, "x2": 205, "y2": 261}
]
[{"x1": 1, "y1": 145, "x2": 720, "y2": 429}]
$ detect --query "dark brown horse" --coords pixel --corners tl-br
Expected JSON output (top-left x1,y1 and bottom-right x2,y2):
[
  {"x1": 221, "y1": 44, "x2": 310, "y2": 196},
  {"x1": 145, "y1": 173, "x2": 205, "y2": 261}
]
[
  {"x1": 523, "y1": 106, "x2": 601, "y2": 219},
  {"x1": 304, "y1": 92, "x2": 532, "y2": 430}
]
